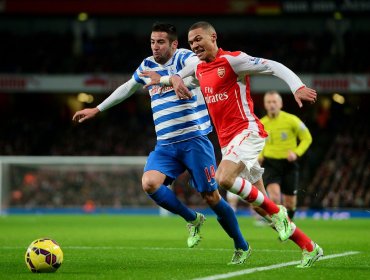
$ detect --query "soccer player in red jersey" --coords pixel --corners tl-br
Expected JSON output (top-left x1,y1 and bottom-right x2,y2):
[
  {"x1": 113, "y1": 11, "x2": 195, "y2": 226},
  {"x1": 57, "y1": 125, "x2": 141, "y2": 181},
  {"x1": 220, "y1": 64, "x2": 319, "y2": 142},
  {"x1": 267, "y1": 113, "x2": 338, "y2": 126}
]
[{"x1": 145, "y1": 21, "x2": 323, "y2": 268}]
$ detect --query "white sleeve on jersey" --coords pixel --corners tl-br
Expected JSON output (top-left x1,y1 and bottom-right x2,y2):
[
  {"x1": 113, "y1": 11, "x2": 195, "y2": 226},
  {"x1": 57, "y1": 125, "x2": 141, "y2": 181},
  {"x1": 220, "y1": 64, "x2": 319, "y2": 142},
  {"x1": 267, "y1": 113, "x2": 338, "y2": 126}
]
[
  {"x1": 177, "y1": 56, "x2": 198, "y2": 80},
  {"x1": 225, "y1": 52, "x2": 305, "y2": 94},
  {"x1": 97, "y1": 77, "x2": 141, "y2": 112},
  {"x1": 182, "y1": 55, "x2": 200, "y2": 87},
  {"x1": 184, "y1": 55, "x2": 200, "y2": 67}
]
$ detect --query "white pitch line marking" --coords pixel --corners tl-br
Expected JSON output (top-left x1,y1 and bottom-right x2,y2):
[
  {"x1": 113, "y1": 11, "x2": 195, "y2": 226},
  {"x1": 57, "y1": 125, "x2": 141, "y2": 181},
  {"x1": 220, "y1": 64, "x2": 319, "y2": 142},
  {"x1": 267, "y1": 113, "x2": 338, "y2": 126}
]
[
  {"x1": 191, "y1": 251, "x2": 360, "y2": 280},
  {"x1": 0, "y1": 246, "x2": 298, "y2": 253}
]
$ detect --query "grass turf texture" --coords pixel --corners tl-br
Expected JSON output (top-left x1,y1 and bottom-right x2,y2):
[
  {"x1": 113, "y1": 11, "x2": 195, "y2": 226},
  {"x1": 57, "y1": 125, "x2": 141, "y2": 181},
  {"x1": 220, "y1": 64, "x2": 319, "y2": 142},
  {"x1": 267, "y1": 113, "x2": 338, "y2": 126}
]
[{"x1": 0, "y1": 215, "x2": 369, "y2": 279}]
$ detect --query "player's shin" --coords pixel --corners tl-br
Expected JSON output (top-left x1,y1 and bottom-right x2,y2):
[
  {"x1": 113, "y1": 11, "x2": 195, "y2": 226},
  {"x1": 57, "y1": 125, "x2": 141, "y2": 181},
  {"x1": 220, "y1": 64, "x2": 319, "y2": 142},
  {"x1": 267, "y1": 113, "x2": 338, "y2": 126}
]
[
  {"x1": 288, "y1": 222, "x2": 314, "y2": 251},
  {"x1": 211, "y1": 198, "x2": 249, "y2": 251},
  {"x1": 148, "y1": 185, "x2": 197, "y2": 221},
  {"x1": 228, "y1": 177, "x2": 280, "y2": 215}
]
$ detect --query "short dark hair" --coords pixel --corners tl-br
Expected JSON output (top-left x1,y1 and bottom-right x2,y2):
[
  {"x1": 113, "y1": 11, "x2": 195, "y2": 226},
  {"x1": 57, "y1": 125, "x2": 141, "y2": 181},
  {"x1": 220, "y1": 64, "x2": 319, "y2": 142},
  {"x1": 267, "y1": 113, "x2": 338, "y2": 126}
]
[
  {"x1": 189, "y1": 21, "x2": 216, "y2": 33},
  {"x1": 152, "y1": 22, "x2": 177, "y2": 42}
]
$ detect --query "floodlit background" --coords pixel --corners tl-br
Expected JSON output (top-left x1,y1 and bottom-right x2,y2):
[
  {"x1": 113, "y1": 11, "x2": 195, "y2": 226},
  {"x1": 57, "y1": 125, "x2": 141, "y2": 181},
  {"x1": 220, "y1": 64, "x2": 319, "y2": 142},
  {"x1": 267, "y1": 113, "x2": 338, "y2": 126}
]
[{"x1": 0, "y1": 0, "x2": 369, "y2": 215}]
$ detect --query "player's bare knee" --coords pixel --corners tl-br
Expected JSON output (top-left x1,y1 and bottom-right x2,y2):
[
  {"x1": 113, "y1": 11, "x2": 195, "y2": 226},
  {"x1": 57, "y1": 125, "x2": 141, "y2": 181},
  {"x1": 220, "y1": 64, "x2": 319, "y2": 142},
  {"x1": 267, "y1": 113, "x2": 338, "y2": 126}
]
[
  {"x1": 141, "y1": 175, "x2": 159, "y2": 193},
  {"x1": 215, "y1": 172, "x2": 234, "y2": 189},
  {"x1": 266, "y1": 184, "x2": 281, "y2": 204}
]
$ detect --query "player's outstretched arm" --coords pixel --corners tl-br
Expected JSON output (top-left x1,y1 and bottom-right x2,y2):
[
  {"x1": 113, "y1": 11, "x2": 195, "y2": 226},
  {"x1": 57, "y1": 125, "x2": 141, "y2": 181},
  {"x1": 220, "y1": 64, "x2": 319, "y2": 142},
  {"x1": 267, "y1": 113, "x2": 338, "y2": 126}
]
[
  {"x1": 232, "y1": 54, "x2": 317, "y2": 108},
  {"x1": 72, "y1": 108, "x2": 100, "y2": 123},
  {"x1": 294, "y1": 86, "x2": 317, "y2": 108}
]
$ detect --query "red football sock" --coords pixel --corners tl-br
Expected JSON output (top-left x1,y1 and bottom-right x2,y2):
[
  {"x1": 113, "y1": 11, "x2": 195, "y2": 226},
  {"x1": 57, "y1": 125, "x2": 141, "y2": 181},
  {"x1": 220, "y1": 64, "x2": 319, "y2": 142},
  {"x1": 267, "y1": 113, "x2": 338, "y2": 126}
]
[
  {"x1": 259, "y1": 196, "x2": 280, "y2": 215},
  {"x1": 229, "y1": 178, "x2": 280, "y2": 215},
  {"x1": 289, "y1": 226, "x2": 314, "y2": 252}
]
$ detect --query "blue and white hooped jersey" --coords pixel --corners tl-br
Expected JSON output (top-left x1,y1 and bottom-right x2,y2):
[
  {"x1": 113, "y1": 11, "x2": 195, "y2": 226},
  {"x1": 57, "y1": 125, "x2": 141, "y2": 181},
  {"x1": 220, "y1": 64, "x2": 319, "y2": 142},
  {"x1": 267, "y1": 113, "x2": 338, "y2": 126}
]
[{"x1": 133, "y1": 48, "x2": 212, "y2": 145}]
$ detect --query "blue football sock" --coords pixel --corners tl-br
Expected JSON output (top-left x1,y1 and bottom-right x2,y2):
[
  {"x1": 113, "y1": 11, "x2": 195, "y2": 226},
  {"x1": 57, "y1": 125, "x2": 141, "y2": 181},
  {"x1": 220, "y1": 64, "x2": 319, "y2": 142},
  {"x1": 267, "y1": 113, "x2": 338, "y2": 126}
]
[
  {"x1": 148, "y1": 185, "x2": 197, "y2": 222},
  {"x1": 212, "y1": 198, "x2": 249, "y2": 251}
]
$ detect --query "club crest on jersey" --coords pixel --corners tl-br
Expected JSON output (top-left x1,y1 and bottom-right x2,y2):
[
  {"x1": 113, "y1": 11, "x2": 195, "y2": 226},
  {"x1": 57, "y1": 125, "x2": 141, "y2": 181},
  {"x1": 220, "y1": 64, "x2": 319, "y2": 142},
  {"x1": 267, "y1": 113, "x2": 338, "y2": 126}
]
[{"x1": 217, "y1": 67, "x2": 225, "y2": 78}]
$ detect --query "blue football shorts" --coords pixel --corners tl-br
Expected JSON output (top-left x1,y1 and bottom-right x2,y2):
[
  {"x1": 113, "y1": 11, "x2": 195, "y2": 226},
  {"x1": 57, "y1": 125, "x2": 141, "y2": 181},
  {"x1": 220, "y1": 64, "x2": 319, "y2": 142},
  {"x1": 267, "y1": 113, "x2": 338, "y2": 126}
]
[{"x1": 144, "y1": 135, "x2": 218, "y2": 193}]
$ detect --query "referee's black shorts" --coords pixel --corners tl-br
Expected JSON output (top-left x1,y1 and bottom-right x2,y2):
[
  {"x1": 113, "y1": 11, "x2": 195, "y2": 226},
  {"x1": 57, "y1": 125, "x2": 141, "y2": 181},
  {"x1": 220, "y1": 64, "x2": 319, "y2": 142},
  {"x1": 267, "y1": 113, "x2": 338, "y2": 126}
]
[{"x1": 262, "y1": 157, "x2": 299, "y2": 195}]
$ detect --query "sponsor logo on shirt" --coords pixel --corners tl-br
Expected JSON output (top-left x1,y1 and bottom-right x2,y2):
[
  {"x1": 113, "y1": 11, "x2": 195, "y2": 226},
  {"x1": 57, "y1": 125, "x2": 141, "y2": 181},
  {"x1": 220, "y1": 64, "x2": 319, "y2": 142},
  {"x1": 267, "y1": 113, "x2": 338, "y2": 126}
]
[
  {"x1": 249, "y1": 57, "x2": 267, "y2": 65},
  {"x1": 204, "y1": 92, "x2": 229, "y2": 104},
  {"x1": 250, "y1": 57, "x2": 260, "y2": 64},
  {"x1": 149, "y1": 85, "x2": 174, "y2": 96}
]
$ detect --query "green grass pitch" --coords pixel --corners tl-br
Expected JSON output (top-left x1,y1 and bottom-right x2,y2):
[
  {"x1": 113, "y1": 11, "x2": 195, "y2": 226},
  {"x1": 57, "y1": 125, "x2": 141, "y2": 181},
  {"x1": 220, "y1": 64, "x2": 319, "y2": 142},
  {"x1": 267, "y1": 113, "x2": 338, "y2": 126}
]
[{"x1": 0, "y1": 214, "x2": 369, "y2": 279}]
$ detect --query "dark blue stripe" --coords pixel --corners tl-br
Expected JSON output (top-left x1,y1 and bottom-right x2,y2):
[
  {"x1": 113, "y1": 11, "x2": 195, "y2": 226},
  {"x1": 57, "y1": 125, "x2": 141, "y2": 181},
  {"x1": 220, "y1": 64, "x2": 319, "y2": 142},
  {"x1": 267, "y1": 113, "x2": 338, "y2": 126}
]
[
  {"x1": 196, "y1": 114, "x2": 211, "y2": 125},
  {"x1": 157, "y1": 70, "x2": 169, "y2": 76},
  {"x1": 176, "y1": 58, "x2": 183, "y2": 71},
  {"x1": 195, "y1": 104, "x2": 207, "y2": 112},
  {"x1": 154, "y1": 104, "x2": 208, "y2": 125},
  {"x1": 152, "y1": 97, "x2": 196, "y2": 114},
  {"x1": 182, "y1": 51, "x2": 194, "y2": 61},
  {"x1": 154, "y1": 109, "x2": 197, "y2": 125},
  {"x1": 144, "y1": 60, "x2": 159, "y2": 68},
  {"x1": 175, "y1": 51, "x2": 195, "y2": 71},
  {"x1": 157, "y1": 119, "x2": 200, "y2": 136},
  {"x1": 157, "y1": 127, "x2": 212, "y2": 145},
  {"x1": 151, "y1": 91, "x2": 177, "y2": 102},
  {"x1": 156, "y1": 115, "x2": 210, "y2": 137},
  {"x1": 133, "y1": 72, "x2": 145, "y2": 84}
]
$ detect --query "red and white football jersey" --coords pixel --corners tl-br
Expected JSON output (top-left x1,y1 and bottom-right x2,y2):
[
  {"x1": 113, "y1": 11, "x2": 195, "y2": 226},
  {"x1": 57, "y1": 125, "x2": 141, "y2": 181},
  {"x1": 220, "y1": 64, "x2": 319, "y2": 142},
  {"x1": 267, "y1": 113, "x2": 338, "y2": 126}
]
[{"x1": 195, "y1": 49, "x2": 269, "y2": 147}]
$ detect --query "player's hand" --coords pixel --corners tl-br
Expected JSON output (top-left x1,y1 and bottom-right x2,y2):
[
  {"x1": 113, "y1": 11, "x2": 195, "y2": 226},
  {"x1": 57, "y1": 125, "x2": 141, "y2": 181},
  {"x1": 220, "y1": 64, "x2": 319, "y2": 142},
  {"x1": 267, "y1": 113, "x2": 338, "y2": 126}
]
[
  {"x1": 170, "y1": 75, "x2": 192, "y2": 100},
  {"x1": 287, "y1": 150, "x2": 298, "y2": 162},
  {"x1": 72, "y1": 108, "x2": 100, "y2": 123},
  {"x1": 294, "y1": 86, "x2": 317, "y2": 108},
  {"x1": 140, "y1": 71, "x2": 161, "y2": 89}
]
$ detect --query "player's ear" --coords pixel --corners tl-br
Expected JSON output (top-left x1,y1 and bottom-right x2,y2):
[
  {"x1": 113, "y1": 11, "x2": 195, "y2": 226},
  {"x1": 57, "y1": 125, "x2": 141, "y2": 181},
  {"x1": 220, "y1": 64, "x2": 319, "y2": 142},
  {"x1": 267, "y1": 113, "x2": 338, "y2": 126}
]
[
  {"x1": 211, "y1": 33, "x2": 217, "y2": 43},
  {"x1": 172, "y1": 40, "x2": 178, "y2": 49},
  {"x1": 279, "y1": 96, "x2": 283, "y2": 109}
]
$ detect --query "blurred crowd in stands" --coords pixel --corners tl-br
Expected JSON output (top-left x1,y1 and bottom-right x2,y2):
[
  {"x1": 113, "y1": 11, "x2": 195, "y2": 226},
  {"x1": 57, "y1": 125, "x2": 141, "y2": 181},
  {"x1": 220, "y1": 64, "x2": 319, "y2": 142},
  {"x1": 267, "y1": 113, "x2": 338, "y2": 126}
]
[
  {"x1": 305, "y1": 123, "x2": 369, "y2": 209},
  {"x1": 9, "y1": 166, "x2": 152, "y2": 209},
  {"x1": 1, "y1": 27, "x2": 370, "y2": 74},
  {"x1": 1, "y1": 15, "x2": 369, "y2": 210}
]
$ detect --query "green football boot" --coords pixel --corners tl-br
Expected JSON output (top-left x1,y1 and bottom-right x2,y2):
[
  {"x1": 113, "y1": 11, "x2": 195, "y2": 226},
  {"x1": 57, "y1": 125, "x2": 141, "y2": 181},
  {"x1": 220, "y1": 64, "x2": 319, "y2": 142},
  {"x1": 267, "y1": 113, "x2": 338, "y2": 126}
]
[
  {"x1": 296, "y1": 243, "x2": 324, "y2": 268},
  {"x1": 187, "y1": 213, "x2": 205, "y2": 248},
  {"x1": 228, "y1": 247, "x2": 252, "y2": 265}
]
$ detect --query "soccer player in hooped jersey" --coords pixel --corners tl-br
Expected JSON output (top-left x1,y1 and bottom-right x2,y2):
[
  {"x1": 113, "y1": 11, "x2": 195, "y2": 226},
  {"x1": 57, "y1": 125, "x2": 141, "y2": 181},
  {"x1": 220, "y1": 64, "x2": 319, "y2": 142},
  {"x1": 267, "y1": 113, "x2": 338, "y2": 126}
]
[
  {"x1": 150, "y1": 21, "x2": 323, "y2": 268},
  {"x1": 72, "y1": 22, "x2": 270, "y2": 265}
]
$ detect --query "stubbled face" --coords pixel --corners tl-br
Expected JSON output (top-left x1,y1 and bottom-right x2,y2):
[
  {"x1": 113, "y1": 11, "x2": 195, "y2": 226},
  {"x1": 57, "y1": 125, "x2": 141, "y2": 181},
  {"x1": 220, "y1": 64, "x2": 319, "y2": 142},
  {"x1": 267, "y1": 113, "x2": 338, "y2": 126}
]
[
  {"x1": 151, "y1": 31, "x2": 177, "y2": 64},
  {"x1": 188, "y1": 27, "x2": 217, "y2": 62},
  {"x1": 264, "y1": 93, "x2": 283, "y2": 117}
]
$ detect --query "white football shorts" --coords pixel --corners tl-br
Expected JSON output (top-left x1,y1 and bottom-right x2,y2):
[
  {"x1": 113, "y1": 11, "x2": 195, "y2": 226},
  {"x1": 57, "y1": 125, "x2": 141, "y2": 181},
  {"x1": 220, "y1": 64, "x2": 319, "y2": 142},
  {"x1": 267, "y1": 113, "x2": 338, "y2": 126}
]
[{"x1": 221, "y1": 130, "x2": 265, "y2": 184}]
